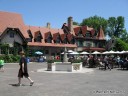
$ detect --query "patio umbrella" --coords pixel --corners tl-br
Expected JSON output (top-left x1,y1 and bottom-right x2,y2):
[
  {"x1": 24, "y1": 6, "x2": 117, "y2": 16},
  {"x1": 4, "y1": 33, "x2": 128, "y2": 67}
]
[
  {"x1": 35, "y1": 51, "x2": 43, "y2": 55},
  {"x1": 69, "y1": 51, "x2": 79, "y2": 55},
  {"x1": 61, "y1": 52, "x2": 68, "y2": 54},
  {"x1": 102, "y1": 51, "x2": 111, "y2": 54},
  {"x1": 91, "y1": 51, "x2": 101, "y2": 54},
  {"x1": 114, "y1": 51, "x2": 122, "y2": 54},
  {"x1": 68, "y1": 50, "x2": 74, "y2": 53},
  {"x1": 91, "y1": 51, "x2": 101, "y2": 58},
  {"x1": 61, "y1": 50, "x2": 73, "y2": 54},
  {"x1": 103, "y1": 50, "x2": 120, "y2": 55},
  {"x1": 123, "y1": 51, "x2": 128, "y2": 54},
  {"x1": 120, "y1": 50, "x2": 126, "y2": 54},
  {"x1": 80, "y1": 51, "x2": 89, "y2": 55},
  {"x1": 108, "y1": 50, "x2": 117, "y2": 54}
]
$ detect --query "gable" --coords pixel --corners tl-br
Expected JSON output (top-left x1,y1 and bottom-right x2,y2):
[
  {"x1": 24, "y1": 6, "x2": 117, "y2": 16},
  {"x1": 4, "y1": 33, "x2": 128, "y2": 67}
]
[
  {"x1": 0, "y1": 28, "x2": 27, "y2": 46},
  {"x1": 34, "y1": 31, "x2": 43, "y2": 39},
  {"x1": 0, "y1": 11, "x2": 29, "y2": 38}
]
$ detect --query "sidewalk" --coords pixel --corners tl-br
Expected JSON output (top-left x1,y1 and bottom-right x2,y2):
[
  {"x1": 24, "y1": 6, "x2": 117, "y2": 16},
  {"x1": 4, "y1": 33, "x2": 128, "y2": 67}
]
[{"x1": 0, "y1": 62, "x2": 128, "y2": 96}]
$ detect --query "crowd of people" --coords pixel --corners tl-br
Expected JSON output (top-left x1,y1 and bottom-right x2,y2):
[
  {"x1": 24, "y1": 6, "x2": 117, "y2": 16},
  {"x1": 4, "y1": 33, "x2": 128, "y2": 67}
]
[{"x1": 81, "y1": 55, "x2": 128, "y2": 70}]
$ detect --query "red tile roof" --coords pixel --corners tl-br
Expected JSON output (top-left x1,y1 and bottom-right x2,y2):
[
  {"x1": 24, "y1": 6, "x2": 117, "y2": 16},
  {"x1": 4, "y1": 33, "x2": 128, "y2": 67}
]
[
  {"x1": 34, "y1": 31, "x2": 43, "y2": 39},
  {"x1": 0, "y1": 11, "x2": 29, "y2": 38},
  {"x1": 25, "y1": 26, "x2": 64, "y2": 39},
  {"x1": 81, "y1": 26, "x2": 87, "y2": 36},
  {"x1": 0, "y1": 11, "x2": 77, "y2": 48},
  {"x1": 97, "y1": 27, "x2": 105, "y2": 40},
  {"x1": 67, "y1": 34, "x2": 73, "y2": 42},
  {"x1": 60, "y1": 34, "x2": 66, "y2": 41},
  {"x1": 45, "y1": 31, "x2": 52, "y2": 39},
  {"x1": 74, "y1": 27, "x2": 81, "y2": 35},
  {"x1": 73, "y1": 26, "x2": 95, "y2": 37},
  {"x1": 90, "y1": 29, "x2": 95, "y2": 37},
  {"x1": 28, "y1": 42, "x2": 77, "y2": 48},
  {"x1": 53, "y1": 33, "x2": 60, "y2": 41}
]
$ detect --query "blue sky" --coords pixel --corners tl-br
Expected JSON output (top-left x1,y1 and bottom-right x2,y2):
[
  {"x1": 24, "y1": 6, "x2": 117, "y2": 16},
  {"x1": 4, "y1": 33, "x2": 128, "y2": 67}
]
[{"x1": 0, "y1": 0, "x2": 128, "y2": 30}]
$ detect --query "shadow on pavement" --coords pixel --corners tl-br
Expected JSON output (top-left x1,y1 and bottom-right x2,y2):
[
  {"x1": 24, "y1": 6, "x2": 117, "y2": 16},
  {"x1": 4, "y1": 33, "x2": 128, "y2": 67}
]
[{"x1": 9, "y1": 84, "x2": 30, "y2": 87}]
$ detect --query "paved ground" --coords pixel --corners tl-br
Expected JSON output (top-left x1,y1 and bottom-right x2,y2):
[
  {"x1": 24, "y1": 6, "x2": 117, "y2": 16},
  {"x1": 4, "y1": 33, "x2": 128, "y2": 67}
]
[{"x1": 0, "y1": 62, "x2": 128, "y2": 96}]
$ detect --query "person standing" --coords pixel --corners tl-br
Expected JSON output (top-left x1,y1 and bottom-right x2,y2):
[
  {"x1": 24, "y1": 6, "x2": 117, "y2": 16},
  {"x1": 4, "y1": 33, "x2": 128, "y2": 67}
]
[
  {"x1": 17, "y1": 51, "x2": 34, "y2": 86},
  {"x1": 104, "y1": 56, "x2": 111, "y2": 71}
]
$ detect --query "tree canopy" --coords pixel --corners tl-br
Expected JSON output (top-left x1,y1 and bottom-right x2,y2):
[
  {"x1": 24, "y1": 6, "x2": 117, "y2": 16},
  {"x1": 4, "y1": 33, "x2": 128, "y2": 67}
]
[
  {"x1": 80, "y1": 15, "x2": 108, "y2": 35},
  {"x1": 114, "y1": 38, "x2": 128, "y2": 51},
  {"x1": 78, "y1": 15, "x2": 128, "y2": 51},
  {"x1": 107, "y1": 16, "x2": 125, "y2": 38}
]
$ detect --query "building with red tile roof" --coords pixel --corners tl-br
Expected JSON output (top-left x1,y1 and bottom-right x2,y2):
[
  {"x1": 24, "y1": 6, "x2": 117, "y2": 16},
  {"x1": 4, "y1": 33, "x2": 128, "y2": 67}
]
[
  {"x1": 62, "y1": 17, "x2": 106, "y2": 52},
  {"x1": 0, "y1": 11, "x2": 106, "y2": 60},
  {"x1": 0, "y1": 11, "x2": 76, "y2": 59}
]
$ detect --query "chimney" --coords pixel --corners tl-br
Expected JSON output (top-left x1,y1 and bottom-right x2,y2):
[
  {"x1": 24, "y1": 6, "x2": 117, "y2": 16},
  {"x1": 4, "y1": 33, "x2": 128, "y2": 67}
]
[
  {"x1": 68, "y1": 17, "x2": 73, "y2": 33},
  {"x1": 47, "y1": 22, "x2": 51, "y2": 29}
]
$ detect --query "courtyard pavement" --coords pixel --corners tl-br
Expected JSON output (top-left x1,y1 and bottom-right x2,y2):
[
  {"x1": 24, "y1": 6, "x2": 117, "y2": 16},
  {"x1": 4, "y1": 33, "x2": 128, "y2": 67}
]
[{"x1": 0, "y1": 62, "x2": 128, "y2": 96}]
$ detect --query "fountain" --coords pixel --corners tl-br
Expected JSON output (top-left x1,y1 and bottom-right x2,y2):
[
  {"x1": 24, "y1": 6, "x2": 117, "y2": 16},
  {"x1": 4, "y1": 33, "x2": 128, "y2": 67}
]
[{"x1": 47, "y1": 47, "x2": 82, "y2": 72}]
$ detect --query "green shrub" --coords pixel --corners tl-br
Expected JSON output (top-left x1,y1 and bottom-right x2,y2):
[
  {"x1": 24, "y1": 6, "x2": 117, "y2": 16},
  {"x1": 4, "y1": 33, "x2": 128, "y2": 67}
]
[
  {"x1": 71, "y1": 59, "x2": 82, "y2": 63},
  {"x1": 46, "y1": 59, "x2": 61, "y2": 63},
  {"x1": 11, "y1": 55, "x2": 20, "y2": 63},
  {"x1": 46, "y1": 59, "x2": 54, "y2": 63},
  {"x1": 0, "y1": 55, "x2": 20, "y2": 63}
]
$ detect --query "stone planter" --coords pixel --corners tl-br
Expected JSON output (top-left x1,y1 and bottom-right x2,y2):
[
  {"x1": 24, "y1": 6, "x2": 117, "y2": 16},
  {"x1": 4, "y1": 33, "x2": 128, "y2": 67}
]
[
  {"x1": 55, "y1": 62, "x2": 72, "y2": 71},
  {"x1": 47, "y1": 62, "x2": 82, "y2": 72},
  {"x1": 72, "y1": 63, "x2": 82, "y2": 71},
  {"x1": 47, "y1": 63, "x2": 55, "y2": 71}
]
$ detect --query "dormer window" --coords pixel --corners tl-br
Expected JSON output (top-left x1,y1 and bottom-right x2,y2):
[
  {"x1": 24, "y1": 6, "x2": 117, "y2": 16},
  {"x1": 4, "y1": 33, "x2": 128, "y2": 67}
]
[
  {"x1": 85, "y1": 31, "x2": 91, "y2": 37},
  {"x1": 34, "y1": 31, "x2": 43, "y2": 42},
  {"x1": 53, "y1": 33, "x2": 61, "y2": 44},
  {"x1": 78, "y1": 30, "x2": 83, "y2": 37},
  {"x1": 70, "y1": 37, "x2": 75, "y2": 44},
  {"x1": 27, "y1": 30, "x2": 33, "y2": 38},
  {"x1": 55, "y1": 35, "x2": 61, "y2": 43},
  {"x1": 34, "y1": 36, "x2": 42, "y2": 42},
  {"x1": 45, "y1": 32, "x2": 52, "y2": 43},
  {"x1": 60, "y1": 34, "x2": 67, "y2": 44},
  {"x1": 27, "y1": 30, "x2": 33, "y2": 42},
  {"x1": 62, "y1": 38, "x2": 68, "y2": 44},
  {"x1": 10, "y1": 31, "x2": 14, "y2": 38}
]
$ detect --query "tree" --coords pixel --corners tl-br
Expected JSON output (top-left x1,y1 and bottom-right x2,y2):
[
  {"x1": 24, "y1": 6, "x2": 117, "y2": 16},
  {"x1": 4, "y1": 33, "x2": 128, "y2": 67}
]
[
  {"x1": 120, "y1": 29, "x2": 128, "y2": 43},
  {"x1": 73, "y1": 21, "x2": 79, "y2": 25},
  {"x1": 0, "y1": 43, "x2": 9, "y2": 55},
  {"x1": 107, "y1": 16, "x2": 125, "y2": 38},
  {"x1": 80, "y1": 15, "x2": 108, "y2": 35},
  {"x1": 114, "y1": 38, "x2": 128, "y2": 51}
]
